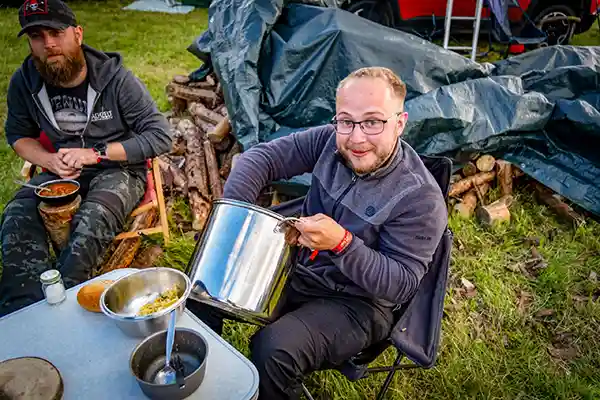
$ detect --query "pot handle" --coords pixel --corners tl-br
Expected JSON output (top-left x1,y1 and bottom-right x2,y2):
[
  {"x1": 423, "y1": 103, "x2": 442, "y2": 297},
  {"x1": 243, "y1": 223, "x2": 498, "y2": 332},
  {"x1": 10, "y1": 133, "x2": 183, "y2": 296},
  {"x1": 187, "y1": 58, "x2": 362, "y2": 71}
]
[{"x1": 273, "y1": 217, "x2": 302, "y2": 233}]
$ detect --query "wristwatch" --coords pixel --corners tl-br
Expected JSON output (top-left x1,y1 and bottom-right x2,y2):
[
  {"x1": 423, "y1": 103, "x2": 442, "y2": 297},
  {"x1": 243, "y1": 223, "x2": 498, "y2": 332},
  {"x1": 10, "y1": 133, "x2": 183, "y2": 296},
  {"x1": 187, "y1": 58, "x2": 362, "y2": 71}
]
[{"x1": 92, "y1": 142, "x2": 108, "y2": 158}]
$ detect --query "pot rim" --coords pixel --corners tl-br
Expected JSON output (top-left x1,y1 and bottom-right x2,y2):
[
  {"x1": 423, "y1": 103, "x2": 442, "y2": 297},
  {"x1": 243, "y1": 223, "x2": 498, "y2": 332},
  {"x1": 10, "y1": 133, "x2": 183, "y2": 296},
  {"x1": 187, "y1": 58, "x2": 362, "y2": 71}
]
[
  {"x1": 129, "y1": 327, "x2": 209, "y2": 387},
  {"x1": 213, "y1": 198, "x2": 286, "y2": 221},
  {"x1": 34, "y1": 179, "x2": 80, "y2": 199},
  {"x1": 99, "y1": 267, "x2": 192, "y2": 321}
]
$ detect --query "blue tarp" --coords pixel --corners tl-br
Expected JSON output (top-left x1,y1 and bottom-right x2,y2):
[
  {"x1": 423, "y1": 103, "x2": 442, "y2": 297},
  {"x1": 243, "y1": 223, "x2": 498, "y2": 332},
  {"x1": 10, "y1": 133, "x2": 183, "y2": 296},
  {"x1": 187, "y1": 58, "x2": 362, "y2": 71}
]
[{"x1": 189, "y1": 0, "x2": 600, "y2": 216}]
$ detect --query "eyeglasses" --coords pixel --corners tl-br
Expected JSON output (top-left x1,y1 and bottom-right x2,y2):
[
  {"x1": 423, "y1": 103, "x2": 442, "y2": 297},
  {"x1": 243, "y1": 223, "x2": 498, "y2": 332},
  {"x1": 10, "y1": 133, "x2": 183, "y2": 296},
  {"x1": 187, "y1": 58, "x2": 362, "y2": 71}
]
[{"x1": 331, "y1": 112, "x2": 402, "y2": 135}]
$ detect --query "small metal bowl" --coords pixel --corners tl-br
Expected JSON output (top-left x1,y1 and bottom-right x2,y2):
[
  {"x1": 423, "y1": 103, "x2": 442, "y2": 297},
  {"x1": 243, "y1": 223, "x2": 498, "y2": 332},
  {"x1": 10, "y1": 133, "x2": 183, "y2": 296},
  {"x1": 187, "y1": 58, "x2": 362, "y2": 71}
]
[
  {"x1": 130, "y1": 328, "x2": 208, "y2": 399},
  {"x1": 35, "y1": 179, "x2": 80, "y2": 206},
  {"x1": 100, "y1": 268, "x2": 192, "y2": 338}
]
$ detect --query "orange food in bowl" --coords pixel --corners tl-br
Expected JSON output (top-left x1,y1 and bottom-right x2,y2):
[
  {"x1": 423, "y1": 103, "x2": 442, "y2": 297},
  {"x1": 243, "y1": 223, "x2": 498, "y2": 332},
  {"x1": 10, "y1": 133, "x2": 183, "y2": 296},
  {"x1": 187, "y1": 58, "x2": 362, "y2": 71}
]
[
  {"x1": 77, "y1": 280, "x2": 114, "y2": 313},
  {"x1": 38, "y1": 182, "x2": 78, "y2": 197}
]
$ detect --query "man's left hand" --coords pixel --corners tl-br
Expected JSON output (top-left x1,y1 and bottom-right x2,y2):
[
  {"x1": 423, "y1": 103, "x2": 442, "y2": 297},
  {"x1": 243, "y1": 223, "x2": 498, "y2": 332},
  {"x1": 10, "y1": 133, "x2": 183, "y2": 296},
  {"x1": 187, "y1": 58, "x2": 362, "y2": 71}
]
[
  {"x1": 58, "y1": 148, "x2": 99, "y2": 169},
  {"x1": 294, "y1": 213, "x2": 346, "y2": 251}
]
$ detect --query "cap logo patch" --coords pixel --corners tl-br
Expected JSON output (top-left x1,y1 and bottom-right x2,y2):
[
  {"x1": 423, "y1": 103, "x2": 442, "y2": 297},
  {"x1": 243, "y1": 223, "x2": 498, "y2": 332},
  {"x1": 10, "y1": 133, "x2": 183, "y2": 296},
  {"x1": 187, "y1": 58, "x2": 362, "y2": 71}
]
[{"x1": 23, "y1": 0, "x2": 48, "y2": 16}]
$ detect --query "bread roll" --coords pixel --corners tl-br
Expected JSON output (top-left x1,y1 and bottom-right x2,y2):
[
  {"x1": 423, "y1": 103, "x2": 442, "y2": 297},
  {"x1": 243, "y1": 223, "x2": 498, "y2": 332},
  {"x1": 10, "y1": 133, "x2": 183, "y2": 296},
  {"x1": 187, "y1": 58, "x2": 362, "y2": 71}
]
[{"x1": 77, "y1": 280, "x2": 113, "y2": 313}]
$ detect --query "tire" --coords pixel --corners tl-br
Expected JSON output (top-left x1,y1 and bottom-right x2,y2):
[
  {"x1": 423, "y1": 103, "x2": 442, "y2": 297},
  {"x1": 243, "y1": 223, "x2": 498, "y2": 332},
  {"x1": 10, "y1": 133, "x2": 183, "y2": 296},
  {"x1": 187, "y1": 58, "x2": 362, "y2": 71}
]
[
  {"x1": 343, "y1": 0, "x2": 396, "y2": 28},
  {"x1": 530, "y1": 4, "x2": 578, "y2": 46}
]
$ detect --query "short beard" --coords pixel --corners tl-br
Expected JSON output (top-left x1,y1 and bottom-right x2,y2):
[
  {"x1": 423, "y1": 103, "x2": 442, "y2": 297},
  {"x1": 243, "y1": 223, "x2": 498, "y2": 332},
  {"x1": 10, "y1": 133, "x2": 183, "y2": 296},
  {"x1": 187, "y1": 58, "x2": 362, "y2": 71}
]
[
  {"x1": 32, "y1": 47, "x2": 85, "y2": 87},
  {"x1": 341, "y1": 146, "x2": 393, "y2": 175}
]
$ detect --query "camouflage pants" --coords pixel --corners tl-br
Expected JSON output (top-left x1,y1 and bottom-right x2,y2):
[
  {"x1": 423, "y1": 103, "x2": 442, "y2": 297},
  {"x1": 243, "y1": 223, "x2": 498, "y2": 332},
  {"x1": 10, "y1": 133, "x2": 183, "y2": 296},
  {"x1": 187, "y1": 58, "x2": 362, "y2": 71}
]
[{"x1": 0, "y1": 168, "x2": 145, "y2": 317}]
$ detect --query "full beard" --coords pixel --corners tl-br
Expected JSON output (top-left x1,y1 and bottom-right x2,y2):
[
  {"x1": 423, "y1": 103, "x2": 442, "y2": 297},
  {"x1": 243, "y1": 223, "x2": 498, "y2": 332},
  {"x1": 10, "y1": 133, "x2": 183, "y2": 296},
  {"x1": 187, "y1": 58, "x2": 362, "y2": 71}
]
[{"x1": 32, "y1": 47, "x2": 86, "y2": 87}]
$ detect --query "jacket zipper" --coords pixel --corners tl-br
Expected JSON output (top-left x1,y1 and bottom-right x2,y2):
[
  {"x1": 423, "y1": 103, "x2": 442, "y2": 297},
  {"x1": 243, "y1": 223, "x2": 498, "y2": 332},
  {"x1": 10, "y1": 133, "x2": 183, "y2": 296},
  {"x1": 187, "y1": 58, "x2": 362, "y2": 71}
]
[
  {"x1": 331, "y1": 174, "x2": 358, "y2": 217},
  {"x1": 31, "y1": 88, "x2": 101, "y2": 148},
  {"x1": 80, "y1": 92, "x2": 101, "y2": 147}
]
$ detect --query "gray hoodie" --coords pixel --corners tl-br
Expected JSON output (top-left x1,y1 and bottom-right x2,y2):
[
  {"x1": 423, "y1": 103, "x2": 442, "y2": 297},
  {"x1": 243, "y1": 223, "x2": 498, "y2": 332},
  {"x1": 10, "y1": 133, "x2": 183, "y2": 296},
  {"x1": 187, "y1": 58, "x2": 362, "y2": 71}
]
[
  {"x1": 4, "y1": 44, "x2": 171, "y2": 173},
  {"x1": 223, "y1": 124, "x2": 448, "y2": 308}
]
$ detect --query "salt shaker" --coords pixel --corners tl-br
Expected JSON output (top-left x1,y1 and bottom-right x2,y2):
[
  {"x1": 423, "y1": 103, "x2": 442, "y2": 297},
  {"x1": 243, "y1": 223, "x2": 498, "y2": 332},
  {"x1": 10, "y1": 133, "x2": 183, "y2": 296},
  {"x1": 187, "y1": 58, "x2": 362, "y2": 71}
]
[{"x1": 40, "y1": 270, "x2": 66, "y2": 305}]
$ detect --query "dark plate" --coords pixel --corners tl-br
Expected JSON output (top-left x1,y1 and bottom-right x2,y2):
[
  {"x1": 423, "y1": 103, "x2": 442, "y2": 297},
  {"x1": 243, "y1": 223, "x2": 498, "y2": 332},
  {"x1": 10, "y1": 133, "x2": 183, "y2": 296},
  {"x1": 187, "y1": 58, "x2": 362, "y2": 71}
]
[
  {"x1": 35, "y1": 179, "x2": 80, "y2": 207},
  {"x1": 130, "y1": 328, "x2": 208, "y2": 400}
]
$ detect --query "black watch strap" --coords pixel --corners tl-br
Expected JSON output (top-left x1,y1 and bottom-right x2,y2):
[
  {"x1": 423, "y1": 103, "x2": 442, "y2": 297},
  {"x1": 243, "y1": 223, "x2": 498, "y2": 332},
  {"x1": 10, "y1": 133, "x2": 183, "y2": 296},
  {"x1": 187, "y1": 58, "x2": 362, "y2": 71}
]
[{"x1": 93, "y1": 142, "x2": 107, "y2": 157}]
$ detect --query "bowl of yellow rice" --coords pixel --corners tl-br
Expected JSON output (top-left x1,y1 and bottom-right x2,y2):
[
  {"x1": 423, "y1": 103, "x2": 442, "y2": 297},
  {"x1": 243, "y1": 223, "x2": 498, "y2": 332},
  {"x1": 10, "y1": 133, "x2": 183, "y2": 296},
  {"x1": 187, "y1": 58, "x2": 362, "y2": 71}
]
[{"x1": 100, "y1": 267, "x2": 192, "y2": 338}]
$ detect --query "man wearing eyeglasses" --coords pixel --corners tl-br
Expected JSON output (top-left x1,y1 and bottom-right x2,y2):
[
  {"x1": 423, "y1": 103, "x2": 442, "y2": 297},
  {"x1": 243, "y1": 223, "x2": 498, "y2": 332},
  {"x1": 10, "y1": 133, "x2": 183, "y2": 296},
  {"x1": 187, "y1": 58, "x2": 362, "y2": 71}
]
[{"x1": 190, "y1": 66, "x2": 447, "y2": 399}]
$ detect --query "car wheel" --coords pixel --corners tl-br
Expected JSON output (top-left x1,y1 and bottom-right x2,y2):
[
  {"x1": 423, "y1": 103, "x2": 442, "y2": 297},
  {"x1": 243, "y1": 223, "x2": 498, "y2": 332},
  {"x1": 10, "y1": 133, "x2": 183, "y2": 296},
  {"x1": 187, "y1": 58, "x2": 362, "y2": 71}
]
[
  {"x1": 343, "y1": 0, "x2": 395, "y2": 28},
  {"x1": 531, "y1": 4, "x2": 578, "y2": 46}
]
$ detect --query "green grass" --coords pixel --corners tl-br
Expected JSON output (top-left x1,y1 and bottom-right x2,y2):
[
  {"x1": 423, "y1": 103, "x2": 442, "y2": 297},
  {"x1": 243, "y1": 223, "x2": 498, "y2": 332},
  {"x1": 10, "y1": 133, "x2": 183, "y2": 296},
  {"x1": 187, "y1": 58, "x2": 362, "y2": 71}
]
[{"x1": 0, "y1": 2, "x2": 599, "y2": 398}]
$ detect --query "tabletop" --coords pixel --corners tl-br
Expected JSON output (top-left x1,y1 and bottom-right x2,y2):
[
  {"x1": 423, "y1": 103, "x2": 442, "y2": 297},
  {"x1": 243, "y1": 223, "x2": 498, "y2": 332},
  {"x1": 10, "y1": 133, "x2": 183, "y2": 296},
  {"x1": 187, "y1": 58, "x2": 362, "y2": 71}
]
[{"x1": 0, "y1": 268, "x2": 259, "y2": 400}]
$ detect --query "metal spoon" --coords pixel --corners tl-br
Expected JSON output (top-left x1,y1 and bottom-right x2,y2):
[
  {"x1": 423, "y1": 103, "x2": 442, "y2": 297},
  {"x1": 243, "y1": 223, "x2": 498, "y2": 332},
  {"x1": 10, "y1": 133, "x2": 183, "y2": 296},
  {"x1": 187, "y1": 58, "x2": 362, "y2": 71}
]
[
  {"x1": 14, "y1": 180, "x2": 51, "y2": 192},
  {"x1": 154, "y1": 310, "x2": 177, "y2": 385}
]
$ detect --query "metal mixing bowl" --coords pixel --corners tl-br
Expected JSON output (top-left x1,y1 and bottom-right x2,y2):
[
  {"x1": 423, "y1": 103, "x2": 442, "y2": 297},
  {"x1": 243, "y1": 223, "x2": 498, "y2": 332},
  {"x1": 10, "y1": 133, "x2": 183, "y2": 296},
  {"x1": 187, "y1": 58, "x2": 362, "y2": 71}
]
[{"x1": 100, "y1": 268, "x2": 192, "y2": 338}]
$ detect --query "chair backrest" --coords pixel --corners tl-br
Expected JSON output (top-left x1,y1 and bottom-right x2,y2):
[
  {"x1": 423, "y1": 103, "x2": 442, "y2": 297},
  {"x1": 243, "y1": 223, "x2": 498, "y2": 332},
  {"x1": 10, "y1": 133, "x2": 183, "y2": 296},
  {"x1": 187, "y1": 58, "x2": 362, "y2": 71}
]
[{"x1": 388, "y1": 154, "x2": 452, "y2": 368}]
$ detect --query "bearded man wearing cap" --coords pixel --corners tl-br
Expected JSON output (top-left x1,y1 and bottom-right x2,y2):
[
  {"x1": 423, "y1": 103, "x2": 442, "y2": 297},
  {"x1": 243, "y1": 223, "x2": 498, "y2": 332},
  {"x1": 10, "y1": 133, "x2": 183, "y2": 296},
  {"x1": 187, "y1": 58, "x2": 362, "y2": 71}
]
[{"x1": 0, "y1": 0, "x2": 172, "y2": 317}]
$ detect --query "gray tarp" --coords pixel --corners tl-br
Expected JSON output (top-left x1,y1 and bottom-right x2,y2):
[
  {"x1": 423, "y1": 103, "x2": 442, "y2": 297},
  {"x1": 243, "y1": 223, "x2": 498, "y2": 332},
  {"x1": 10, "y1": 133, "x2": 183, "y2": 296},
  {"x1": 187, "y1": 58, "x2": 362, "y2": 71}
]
[{"x1": 189, "y1": 0, "x2": 600, "y2": 216}]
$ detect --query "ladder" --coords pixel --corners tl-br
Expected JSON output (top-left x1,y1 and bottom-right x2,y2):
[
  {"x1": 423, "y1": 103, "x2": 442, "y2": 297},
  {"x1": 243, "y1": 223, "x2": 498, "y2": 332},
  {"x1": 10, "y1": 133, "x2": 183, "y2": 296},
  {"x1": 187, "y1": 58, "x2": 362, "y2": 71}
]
[{"x1": 442, "y1": 0, "x2": 486, "y2": 61}]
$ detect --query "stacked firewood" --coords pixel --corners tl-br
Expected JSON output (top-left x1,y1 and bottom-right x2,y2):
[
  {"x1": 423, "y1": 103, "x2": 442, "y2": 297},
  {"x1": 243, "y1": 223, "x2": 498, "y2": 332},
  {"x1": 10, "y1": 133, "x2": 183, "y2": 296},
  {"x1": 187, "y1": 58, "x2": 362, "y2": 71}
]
[
  {"x1": 159, "y1": 73, "x2": 243, "y2": 233},
  {"x1": 449, "y1": 154, "x2": 521, "y2": 226},
  {"x1": 449, "y1": 154, "x2": 586, "y2": 228}
]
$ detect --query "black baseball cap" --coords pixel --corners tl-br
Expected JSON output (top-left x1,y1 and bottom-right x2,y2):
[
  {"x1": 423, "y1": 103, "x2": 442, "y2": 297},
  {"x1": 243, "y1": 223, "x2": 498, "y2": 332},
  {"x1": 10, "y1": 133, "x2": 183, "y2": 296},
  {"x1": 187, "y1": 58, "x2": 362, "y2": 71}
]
[{"x1": 18, "y1": 0, "x2": 77, "y2": 37}]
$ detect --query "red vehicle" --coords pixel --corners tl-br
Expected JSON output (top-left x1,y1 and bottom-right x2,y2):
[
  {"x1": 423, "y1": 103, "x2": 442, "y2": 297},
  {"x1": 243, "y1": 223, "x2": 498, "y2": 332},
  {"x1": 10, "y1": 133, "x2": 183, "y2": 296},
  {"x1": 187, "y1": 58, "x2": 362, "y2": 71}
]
[{"x1": 340, "y1": 0, "x2": 599, "y2": 45}]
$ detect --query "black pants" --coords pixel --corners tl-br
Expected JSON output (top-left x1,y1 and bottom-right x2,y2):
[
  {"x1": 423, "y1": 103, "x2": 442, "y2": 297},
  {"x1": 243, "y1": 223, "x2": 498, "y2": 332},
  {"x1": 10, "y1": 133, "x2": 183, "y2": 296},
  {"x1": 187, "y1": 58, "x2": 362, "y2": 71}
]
[{"x1": 188, "y1": 280, "x2": 394, "y2": 400}]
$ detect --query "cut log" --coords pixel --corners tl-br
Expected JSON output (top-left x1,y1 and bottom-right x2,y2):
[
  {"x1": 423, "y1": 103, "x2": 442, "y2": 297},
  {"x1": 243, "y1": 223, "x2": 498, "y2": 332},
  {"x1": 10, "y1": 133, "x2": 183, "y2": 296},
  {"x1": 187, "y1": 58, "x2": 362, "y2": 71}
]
[
  {"x1": 168, "y1": 95, "x2": 187, "y2": 115},
  {"x1": 170, "y1": 127, "x2": 187, "y2": 156},
  {"x1": 158, "y1": 157, "x2": 174, "y2": 189},
  {"x1": 205, "y1": 74, "x2": 216, "y2": 87},
  {"x1": 219, "y1": 141, "x2": 243, "y2": 179},
  {"x1": 476, "y1": 155, "x2": 496, "y2": 172},
  {"x1": 473, "y1": 182, "x2": 491, "y2": 206},
  {"x1": 158, "y1": 157, "x2": 187, "y2": 195},
  {"x1": 534, "y1": 184, "x2": 585, "y2": 228},
  {"x1": 215, "y1": 104, "x2": 228, "y2": 117},
  {"x1": 188, "y1": 190, "x2": 211, "y2": 232},
  {"x1": 475, "y1": 195, "x2": 512, "y2": 226},
  {"x1": 101, "y1": 209, "x2": 157, "y2": 273},
  {"x1": 39, "y1": 196, "x2": 82, "y2": 251},
  {"x1": 212, "y1": 135, "x2": 234, "y2": 153},
  {"x1": 203, "y1": 139, "x2": 223, "y2": 199},
  {"x1": 166, "y1": 82, "x2": 218, "y2": 108},
  {"x1": 131, "y1": 245, "x2": 164, "y2": 269},
  {"x1": 184, "y1": 125, "x2": 210, "y2": 198},
  {"x1": 496, "y1": 160, "x2": 513, "y2": 196},
  {"x1": 462, "y1": 161, "x2": 478, "y2": 177},
  {"x1": 449, "y1": 171, "x2": 496, "y2": 197},
  {"x1": 189, "y1": 80, "x2": 216, "y2": 90},
  {"x1": 188, "y1": 102, "x2": 223, "y2": 125},
  {"x1": 208, "y1": 116, "x2": 231, "y2": 144},
  {"x1": 173, "y1": 74, "x2": 190, "y2": 85},
  {"x1": 513, "y1": 167, "x2": 525, "y2": 178},
  {"x1": 193, "y1": 116, "x2": 217, "y2": 134},
  {"x1": 454, "y1": 190, "x2": 478, "y2": 218}
]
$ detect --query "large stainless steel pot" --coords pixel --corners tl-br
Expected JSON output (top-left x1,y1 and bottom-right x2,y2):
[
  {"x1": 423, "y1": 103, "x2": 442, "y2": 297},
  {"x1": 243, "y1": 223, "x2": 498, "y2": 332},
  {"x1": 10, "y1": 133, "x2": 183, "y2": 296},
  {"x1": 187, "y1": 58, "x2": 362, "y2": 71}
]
[{"x1": 185, "y1": 199, "x2": 299, "y2": 326}]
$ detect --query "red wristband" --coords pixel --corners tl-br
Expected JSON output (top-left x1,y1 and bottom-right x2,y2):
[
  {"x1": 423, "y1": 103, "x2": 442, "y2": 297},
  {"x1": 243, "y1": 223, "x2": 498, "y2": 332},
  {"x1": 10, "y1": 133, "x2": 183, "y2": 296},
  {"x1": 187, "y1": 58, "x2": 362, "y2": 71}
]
[
  {"x1": 331, "y1": 230, "x2": 352, "y2": 254},
  {"x1": 92, "y1": 149, "x2": 101, "y2": 164}
]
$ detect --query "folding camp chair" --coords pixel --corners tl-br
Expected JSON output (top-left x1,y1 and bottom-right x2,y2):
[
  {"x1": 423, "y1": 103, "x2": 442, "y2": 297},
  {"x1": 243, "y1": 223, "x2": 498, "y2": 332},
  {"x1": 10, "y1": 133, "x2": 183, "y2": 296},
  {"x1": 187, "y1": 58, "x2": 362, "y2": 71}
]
[
  {"x1": 486, "y1": 0, "x2": 549, "y2": 57},
  {"x1": 269, "y1": 155, "x2": 453, "y2": 400}
]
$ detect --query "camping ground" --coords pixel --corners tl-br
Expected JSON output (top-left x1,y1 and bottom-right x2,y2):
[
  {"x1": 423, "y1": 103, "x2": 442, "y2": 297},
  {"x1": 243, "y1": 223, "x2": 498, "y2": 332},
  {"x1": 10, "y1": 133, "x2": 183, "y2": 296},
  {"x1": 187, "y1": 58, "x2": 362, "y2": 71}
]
[{"x1": 0, "y1": 1, "x2": 599, "y2": 398}]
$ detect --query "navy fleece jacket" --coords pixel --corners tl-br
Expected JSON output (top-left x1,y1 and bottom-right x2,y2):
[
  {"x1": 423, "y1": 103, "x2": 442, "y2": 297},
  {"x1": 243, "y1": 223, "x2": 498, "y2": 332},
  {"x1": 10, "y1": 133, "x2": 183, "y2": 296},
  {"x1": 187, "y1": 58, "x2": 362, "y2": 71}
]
[{"x1": 223, "y1": 125, "x2": 448, "y2": 307}]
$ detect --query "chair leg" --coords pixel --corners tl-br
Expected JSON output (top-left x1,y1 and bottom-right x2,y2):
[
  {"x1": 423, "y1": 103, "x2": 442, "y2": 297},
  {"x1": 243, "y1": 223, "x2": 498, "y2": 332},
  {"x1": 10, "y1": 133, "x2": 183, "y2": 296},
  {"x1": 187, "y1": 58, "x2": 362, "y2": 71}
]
[
  {"x1": 375, "y1": 352, "x2": 404, "y2": 400},
  {"x1": 301, "y1": 383, "x2": 315, "y2": 400}
]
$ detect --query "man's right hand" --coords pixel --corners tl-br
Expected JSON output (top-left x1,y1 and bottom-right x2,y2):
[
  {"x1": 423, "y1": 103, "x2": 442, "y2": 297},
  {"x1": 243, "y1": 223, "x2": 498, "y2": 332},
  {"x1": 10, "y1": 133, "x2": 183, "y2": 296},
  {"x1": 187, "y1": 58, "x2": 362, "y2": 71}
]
[{"x1": 42, "y1": 153, "x2": 81, "y2": 179}]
